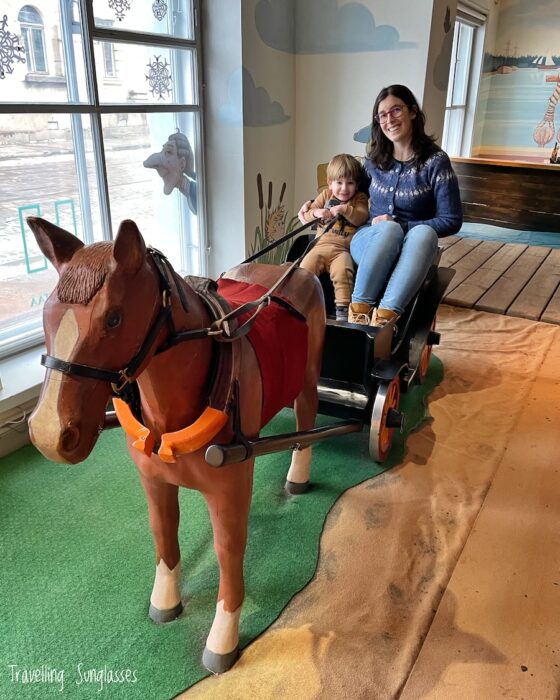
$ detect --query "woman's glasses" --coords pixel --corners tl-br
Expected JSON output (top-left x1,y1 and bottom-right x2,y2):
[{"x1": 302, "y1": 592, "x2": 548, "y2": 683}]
[{"x1": 375, "y1": 105, "x2": 405, "y2": 124}]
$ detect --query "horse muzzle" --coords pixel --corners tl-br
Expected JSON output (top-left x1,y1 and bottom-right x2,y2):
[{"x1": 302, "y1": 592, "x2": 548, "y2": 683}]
[{"x1": 29, "y1": 409, "x2": 100, "y2": 465}]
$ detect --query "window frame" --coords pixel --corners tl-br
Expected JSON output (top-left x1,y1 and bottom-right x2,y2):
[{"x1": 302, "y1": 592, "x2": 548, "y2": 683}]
[
  {"x1": 19, "y1": 5, "x2": 48, "y2": 74},
  {"x1": 442, "y1": 4, "x2": 486, "y2": 158},
  {"x1": 0, "y1": 0, "x2": 207, "y2": 359}
]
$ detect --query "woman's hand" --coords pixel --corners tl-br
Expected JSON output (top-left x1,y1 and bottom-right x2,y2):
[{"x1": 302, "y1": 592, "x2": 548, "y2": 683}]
[
  {"x1": 371, "y1": 214, "x2": 393, "y2": 224},
  {"x1": 298, "y1": 200, "x2": 313, "y2": 223}
]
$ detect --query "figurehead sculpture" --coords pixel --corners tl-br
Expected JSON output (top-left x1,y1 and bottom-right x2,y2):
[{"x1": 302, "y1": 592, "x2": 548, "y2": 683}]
[{"x1": 143, "y1": 130, "x2": 197, "y2": 214}]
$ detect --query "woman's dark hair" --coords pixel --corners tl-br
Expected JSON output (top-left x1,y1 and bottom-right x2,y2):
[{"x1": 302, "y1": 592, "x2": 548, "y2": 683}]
[{"x1": 366, "y1": 84, "x2": 437, "y2": 170}]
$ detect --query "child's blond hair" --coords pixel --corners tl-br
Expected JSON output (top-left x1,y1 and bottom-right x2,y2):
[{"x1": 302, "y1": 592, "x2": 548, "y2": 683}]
[{"x1": 326, "y1": 153, "x2": 362, "y2": 183}]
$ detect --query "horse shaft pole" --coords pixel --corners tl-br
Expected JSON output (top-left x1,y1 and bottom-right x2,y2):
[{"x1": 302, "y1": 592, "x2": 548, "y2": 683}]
[
  {"x1": 104, "y1": 410, "x2": 121, "y2": 429},
  {"x1": 205, "y1": 420, "x2": 363, "y2": 467}
]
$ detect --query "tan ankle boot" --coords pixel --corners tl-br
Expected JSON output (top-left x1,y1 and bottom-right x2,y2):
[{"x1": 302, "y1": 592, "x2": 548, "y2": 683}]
[
  {"x1": 371, "y1": 307, "x2": 400, "y2": 327},
  {"x1": 348, "y1": 302, "x2": 374, "y2": 325}
]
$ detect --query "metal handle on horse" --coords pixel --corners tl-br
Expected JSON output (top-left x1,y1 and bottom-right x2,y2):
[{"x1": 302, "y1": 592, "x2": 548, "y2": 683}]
[{"x1": 205, "y1": 419, "x2": 363, "y2": 467}]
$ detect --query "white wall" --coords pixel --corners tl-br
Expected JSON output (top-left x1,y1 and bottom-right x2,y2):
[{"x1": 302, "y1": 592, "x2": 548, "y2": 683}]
[
  {"x1": 203, "y1": 0, "x2": 461, "y2": 272},
  {"x1": 202, "y1": 0, "x2": 245, "y2": 277},
  {"x1": 293, "y1": 0, "x2": 437, "y2": 203}
]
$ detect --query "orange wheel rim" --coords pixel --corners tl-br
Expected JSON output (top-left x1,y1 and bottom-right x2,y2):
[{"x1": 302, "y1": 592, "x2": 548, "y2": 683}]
[{"x1": 419, "y1": 343, "x2": 432, "y2": 379}]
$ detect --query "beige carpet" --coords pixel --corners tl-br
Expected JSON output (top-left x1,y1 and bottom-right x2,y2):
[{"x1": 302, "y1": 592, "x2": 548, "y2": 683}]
[{"x1": 181, "y1": 305, "x2": 560, "y2": 700}]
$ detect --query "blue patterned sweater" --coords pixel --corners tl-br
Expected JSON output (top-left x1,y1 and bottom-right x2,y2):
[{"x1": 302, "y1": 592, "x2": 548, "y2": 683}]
[{"x1": 363, "y1": 150, "x2": 463, "y2": 237}]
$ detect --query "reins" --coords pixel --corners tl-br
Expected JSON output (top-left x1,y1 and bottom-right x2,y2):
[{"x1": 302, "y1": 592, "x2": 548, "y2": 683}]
[{"x1": 41, "y1": 212, "x2": 340, "y2": 397}]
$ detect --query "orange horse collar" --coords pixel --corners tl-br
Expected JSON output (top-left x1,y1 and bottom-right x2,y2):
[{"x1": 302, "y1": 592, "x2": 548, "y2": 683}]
[
  {"x1": 113, "y1": 398, "x2": 228, "y2": 463},
  {"x1": 114, "y1": 274, "x2": 241, "y2": 464}
]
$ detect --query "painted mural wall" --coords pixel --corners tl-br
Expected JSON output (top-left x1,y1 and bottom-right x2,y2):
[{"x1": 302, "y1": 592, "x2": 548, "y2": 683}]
[
  {"x1": 472, "y1": 0, "x2": 560, "y2": 163},
  {"x1": 203, "y1": 0, "x2": 458, "y2": 275}
]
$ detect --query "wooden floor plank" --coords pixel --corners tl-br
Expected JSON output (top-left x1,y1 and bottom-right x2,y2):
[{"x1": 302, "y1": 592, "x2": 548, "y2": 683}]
[
  {"x1": 444, "y1": 243, "x2": 526, "y2": 308},
  {"x1": 541, "y1": 280, "x2": 560, "y2": 324},
  {"x1": 473, "y1": 246, "x2": 550, "y2": 315},
  {"x1": 443, "y1": 241, "x2": 503, "y2": 298},
  {"x1": 508, "y1": 247, "x2": 560, "y2": 320},
  {"x1": 438, "y1": 237, "x2": 482, "y2": 267},
  {"x1": 437, "y1": 235, "x2": 462, "y2": 250}
]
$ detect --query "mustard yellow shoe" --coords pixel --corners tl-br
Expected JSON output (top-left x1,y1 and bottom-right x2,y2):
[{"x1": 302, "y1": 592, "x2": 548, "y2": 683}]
[
  {"x1": 371, "y1": 307, "x2": 400, "y2": 327},
  {"x1": 348, "y1": 302, "x2": 374, "y2": 325}
]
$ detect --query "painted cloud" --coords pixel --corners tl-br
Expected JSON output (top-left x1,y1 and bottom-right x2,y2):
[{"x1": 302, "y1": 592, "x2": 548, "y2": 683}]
[
  {"x1": 219, "y1": 67, "x2": 290, "y2": 126},
  {"x1": 353, "y1": 124, "x2": 371, "y2": 144},
  {"x1": 255, "y1": 0, "x2": 415, "y2": 53}
]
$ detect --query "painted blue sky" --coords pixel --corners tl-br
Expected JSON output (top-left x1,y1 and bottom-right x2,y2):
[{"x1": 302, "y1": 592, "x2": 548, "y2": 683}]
[
  {"x1": 255, "y1": 0, "x2": 416, "y2": 53},
  {"x1": 495, "y1": 0, "x2": 560, "y2": 54}
]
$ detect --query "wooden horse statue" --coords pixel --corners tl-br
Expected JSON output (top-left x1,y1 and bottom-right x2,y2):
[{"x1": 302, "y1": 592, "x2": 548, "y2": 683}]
[{"x1": 26, "y1": 217, "x2": 325, "y2": 674}]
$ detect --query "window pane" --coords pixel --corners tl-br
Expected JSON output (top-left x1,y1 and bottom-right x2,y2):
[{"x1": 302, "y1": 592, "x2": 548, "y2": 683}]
[
  {"x1": 101, "y1": 112, "x2": 201, "y2": 274},
  {"x1": 451, "y1": 23, "x2": 473, "y2": 106},
  {"x1": 9, "y1": 4, "x2": 86, "y2": 103},
  {"x1": 92, "y1": 0, "x2": 194, "y2": 40},
  {"x1": 0, "y1": 113, "x2": 103, "y2": 346},
  {"x1": 94, "y1": 42, "x2": 196, "y2": 105},
  {"x1": 18, "y1": 6, "x2": 43, "y2": 25},
  {"x1": 21, "y1": 28, "x2": 32, "y2": 72},
  {"x1": 31, "y1": 28, "x2": 47, "y2": 73},
  {"x1": 443, "y1": 108, "x2": 465, "y2": 156},
  {"x1": 102, "y1": 41, "x2": 115, "y2": 77}
]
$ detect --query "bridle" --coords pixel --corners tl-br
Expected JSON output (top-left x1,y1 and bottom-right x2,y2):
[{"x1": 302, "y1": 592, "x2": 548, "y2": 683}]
[{"x1": 41, "y1": 248, "x2": 185, "y2": 398}]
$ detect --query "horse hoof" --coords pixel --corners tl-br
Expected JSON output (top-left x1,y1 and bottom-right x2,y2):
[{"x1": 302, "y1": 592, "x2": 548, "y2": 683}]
[
  {"x1": 284, "y1": 479, "x2": 309, "y2": 495},
  {"x1": 202, "y1": 645, "x2": 240, "y2": 675},
  {"x1": 149, "y1": 600, "x2": 183, "y2": 623}
]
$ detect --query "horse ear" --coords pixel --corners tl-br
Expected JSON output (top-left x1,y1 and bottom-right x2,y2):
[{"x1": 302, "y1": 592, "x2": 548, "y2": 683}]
[
  {"x1": 26, "y1": 217, "x2": 84, "y2": 273},
  {"x1": 113, "y1": 220, "x2": 146, "y2": 274}
]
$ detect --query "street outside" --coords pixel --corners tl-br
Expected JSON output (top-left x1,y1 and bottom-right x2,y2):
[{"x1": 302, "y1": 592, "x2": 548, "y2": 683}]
[{"x1": 0, "y1": 134, "x2": 172, "y2": 331}]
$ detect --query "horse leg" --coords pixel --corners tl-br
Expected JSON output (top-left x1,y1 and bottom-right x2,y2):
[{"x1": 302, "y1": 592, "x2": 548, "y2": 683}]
[
  {"x1": 139, "y1": 472, "x2": 183, "y2": 623},
  {"x1": 285, "y1": 304, "x2": 324, "y2": 494},
  {"x1": 201, "y1": 468, "x2": 253, "y2": 674}
]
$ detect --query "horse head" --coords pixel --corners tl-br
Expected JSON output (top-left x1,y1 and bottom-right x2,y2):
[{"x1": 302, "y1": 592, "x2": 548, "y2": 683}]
[{"x1": 27, "y1": 217, "x2": 162, "y2": 464}]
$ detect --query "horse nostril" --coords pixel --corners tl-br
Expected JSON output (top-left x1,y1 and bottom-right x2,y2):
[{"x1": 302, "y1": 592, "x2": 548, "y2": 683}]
[{"x1": 60, "y1": 426, "x2": 80, "y2": 452}]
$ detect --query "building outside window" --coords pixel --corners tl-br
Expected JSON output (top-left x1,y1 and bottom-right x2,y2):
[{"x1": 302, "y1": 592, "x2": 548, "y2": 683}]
[
  {"x1": 442, "y1": 4, "x2": 487, "y2": 157},
  {"x1": 101, "y1": 39, "x2": 116, "y2": 78},
  {"x1": 18, "y1": 5, "x2": 48, "y2": 74},
  {"x1": 0, "y1": 0, "x2": 205, "y2": 358}
]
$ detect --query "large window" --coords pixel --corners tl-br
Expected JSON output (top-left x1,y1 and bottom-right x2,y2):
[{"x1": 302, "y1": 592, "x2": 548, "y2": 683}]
[
  {"x1": 0, "y1": 0, "x2": 205, "y2": 358},
  {"x1": 442, "y1": 5, "x2": 486, "y2": 157}
]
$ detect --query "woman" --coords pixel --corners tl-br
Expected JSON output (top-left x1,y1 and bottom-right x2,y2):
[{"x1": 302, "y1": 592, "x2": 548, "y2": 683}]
[{"x1": 301, "y1": 84, "x2": 463, "y2": 326}]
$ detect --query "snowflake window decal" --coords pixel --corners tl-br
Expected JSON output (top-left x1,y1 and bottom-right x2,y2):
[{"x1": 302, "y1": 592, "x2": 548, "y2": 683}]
[
  {"x1": 152, "y1": 0, "x2": 168, "y2": 22},
  {"x1": 146, "y1": 55, "x2": 173, "y2": 100},
  {"x1": 108, "y1": 0, "x2": 132, "y2": 22},
  {"x1": 0, "y1": 15, "x2": 25, "y2": 80}
]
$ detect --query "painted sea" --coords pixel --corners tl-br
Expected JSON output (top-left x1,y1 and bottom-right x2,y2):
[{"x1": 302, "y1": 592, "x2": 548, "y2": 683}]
[{"x1": 473, "y1": 67, "x2": 560, "y2": 162}]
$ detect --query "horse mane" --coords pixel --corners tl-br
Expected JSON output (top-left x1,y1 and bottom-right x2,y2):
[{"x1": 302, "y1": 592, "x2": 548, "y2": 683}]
[{"x1": 57, "y1": 242, "x2": 113, "y2": 304}]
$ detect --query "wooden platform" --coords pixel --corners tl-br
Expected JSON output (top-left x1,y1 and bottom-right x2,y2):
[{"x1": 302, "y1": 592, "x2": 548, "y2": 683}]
[{"x1": 439, "y1": 236, "x2": 560, "y2": 324}]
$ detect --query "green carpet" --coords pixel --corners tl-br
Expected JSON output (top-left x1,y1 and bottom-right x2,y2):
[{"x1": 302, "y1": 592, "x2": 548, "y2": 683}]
[{"x1": 0, "y1": 357, "x2": 442, "y2": 699}]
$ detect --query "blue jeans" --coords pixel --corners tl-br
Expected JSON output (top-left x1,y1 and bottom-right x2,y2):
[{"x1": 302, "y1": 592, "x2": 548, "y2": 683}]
[{"x1": 350, "y1": 221, "x2": 439, "y2": 315}]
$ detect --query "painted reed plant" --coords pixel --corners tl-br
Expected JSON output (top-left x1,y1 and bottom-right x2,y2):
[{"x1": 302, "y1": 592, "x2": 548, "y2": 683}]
[{"x1": 250, "y1": 174, "x2": 299, "y2": 265}]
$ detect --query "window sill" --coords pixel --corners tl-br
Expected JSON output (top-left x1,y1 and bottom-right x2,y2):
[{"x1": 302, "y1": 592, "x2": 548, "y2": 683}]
[
  {"x1": 0, "y1": 344, "x2": 44, "y2": 411},
  {"x1": 0, "y1": 345, "x2": 45, "y2": 457},
  {"x1": 24, "y1": 74, "x2": 66, "y2": 85}
]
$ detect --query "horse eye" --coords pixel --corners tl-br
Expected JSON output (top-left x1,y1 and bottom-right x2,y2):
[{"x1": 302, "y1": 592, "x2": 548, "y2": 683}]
[{"x1": 106, "y1": 310, "x2": 122, "y2": 329}]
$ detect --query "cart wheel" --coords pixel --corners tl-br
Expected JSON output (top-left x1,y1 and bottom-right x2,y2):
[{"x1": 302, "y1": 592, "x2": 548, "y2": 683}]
[
  {"x1": 369, "y1": 376, "x2": 402, "y2": 462},
  {"x1": 417, "y1": 318, "x2": 437, "y2": 384}
]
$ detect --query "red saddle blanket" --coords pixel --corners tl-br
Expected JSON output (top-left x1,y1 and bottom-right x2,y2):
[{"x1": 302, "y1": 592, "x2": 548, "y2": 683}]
[{"x1": 217, "y1": 278, "x2": 309, "y2": 428}]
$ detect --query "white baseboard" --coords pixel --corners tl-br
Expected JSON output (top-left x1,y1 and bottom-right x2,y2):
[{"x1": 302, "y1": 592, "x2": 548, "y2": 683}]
[
  {"x1": 0, "y1": 424, "x2": 31, "y2": 458},
  {"x1": 0, "y1": 397, "x2": 37, "y2": 458}
]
